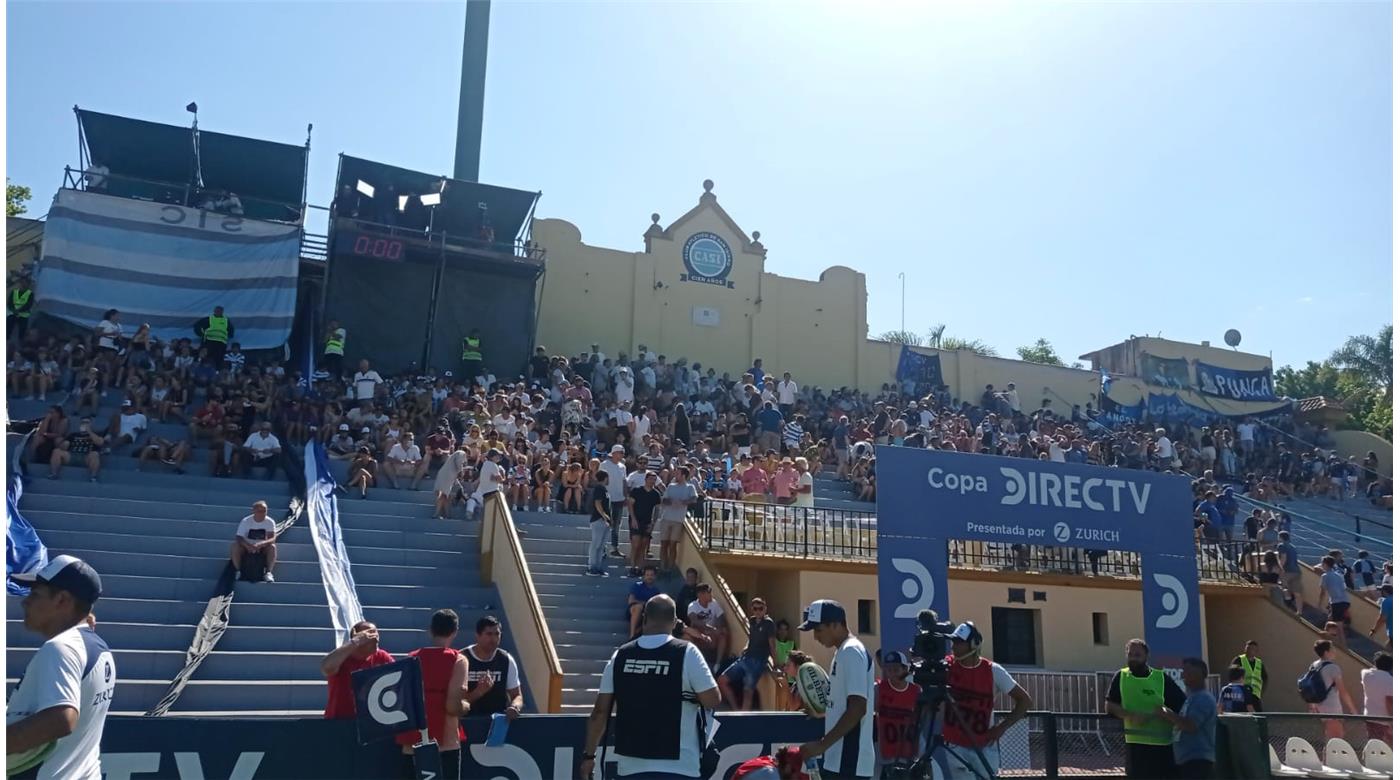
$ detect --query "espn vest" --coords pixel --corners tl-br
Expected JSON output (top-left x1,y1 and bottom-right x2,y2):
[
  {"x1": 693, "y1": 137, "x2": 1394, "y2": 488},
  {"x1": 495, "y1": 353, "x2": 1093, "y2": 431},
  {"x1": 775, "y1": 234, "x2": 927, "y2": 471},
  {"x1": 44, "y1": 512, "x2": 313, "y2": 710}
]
[
  {"x1": 324, "y1": 332, "x2": 345, "y2": 356},
  {"x1": 944, "y1": 656, "x2": 996, "y2": 748},
  {"x1": 1234, "y1": 655, "x2": 1264, "y2": 698},
  {"x1": 876, "y1": 678, "x2": 921, "y2": 760},
  {"x1": 461, "y1": 336, "x2": 482, "y2": 361},
  {"x1": 611, "y1": 637, "x2": 687, "y2": 760},
  {"x1": 203, "y1": 315, "x2": 229, "y2": 344},
  {"x1": 1119, "y1": 667, "x2": 1173, "y2": 746},
  {"x1": 394, "y1": 647, "x2": 465, "y2": 747},
  {"x1": 465, "y1": 646, "x2": 512, "y2": 716},
  {"x1": 9, "y1": 289, "x2": 31, "y2": 318}
]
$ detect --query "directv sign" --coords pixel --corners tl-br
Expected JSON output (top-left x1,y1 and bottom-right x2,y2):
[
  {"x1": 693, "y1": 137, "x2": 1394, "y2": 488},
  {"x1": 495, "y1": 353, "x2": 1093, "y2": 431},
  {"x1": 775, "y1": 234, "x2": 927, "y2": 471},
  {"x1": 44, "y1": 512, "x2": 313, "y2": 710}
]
[{"x1": 877, "y1": 448, "x2": 1202, "y2": 667}]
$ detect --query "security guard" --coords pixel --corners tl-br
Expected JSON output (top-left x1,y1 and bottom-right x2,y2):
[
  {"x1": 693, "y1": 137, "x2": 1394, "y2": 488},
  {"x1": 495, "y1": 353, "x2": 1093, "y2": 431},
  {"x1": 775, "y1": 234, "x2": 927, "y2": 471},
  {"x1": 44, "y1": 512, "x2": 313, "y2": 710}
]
[
  {"x1": 323, "y1": 319, "x2": 347, "y2": 378},
  {"x1": 193, "y1": 306, "x2": 233, "y2": 366},
  {"x1": 1231, "y1": 639, "x2": 1268, "y2": 700},
  {"x1": 8, "y1": 275, "x2": 33, "y2": 341},
  {"x1": 460, "y1": 328, "x2": 483, "y2": 387},
  {"x1": 580, "y1": 595, "x2": 720, "y2": 779},
  {"x1": 1105, "y1": 638, "x2": 1186, "y2": 779}
]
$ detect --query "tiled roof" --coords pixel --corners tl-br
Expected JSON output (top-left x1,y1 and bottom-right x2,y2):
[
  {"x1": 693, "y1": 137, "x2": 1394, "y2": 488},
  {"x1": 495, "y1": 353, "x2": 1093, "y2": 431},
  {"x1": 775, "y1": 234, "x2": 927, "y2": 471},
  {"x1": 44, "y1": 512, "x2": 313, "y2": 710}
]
[{"x1": 1296, "y1": 396, "x2": 1345, "y2": 414}]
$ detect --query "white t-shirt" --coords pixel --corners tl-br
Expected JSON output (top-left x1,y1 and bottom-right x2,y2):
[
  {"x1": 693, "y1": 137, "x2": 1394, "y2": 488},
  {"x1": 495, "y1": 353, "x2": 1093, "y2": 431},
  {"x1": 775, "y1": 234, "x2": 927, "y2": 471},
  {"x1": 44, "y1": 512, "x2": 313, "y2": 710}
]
[
  {"x1": 352, "y1": 370, "x2": 384, "y2": 401},
  {"x1": 598, "y1": 634, "x2": 717, "y2": 777},
  {"x1": 95, "y1": 320, "x2": 122, "y2": 350},
  {"x1": 388, "y1": 443, "x2": 422, "y2": 463},
  {"x1": 235, "y1": 513, "x2": 278, "y2": 542},
  {"x1": 777, "y1": 380, "x2": 798, "y2": 405},
  {"x1": 6, "y1": 625, "x2": 115, "y2": 780},
  {"x1": 1361, "y1": 668, "x2": 1392, "y2": 717},
  {"x1": 476, "y1": 460, "x2": 503, "y2": 497},
  {"x1": 465, "y1": 646, "x2": 521, "y2": 691},
  {"x1": 687, "y1": 599, "x2": 724, "y2": 629},
  {"x1": 602, "y1": 459, "x2": 629, "y2": 502},
  {"x1": 1237, "y1": 423, "x2": 1256, "y2": 443},
  {"x1": 824, "y1": 635, "x2": 876, "y2": 778},
  {"x1": 1156, "y1": 437, "x2": 1174, "y2": 459},
  {"x1": 795, "y1": 472, "x2": 814, "y2": 508},
  {"x1": 117, "y1": 412, "x2": 147, "y2": 438},
  {"x1": 243, "y1": 433, "x2": 281, "y2": 458}
]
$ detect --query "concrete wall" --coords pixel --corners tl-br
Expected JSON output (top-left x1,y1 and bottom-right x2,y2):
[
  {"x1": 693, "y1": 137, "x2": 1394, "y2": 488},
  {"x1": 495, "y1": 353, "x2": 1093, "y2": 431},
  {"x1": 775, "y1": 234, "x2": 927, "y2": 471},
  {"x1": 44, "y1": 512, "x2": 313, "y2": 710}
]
[
  {"x1": 1082, "y1": 336, "x2": 1273, "y2": 375},
  {"x1": 1331, "y1": 430, "x2": 1393, "y2": 477}
]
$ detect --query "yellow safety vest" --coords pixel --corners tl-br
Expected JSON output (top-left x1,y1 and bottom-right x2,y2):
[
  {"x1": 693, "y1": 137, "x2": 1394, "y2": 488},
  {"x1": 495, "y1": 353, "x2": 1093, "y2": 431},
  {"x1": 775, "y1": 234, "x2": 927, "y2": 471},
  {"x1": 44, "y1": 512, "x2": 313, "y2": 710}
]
[
  {"x1": 1235, "y1": 655, "x2": 1264, "y2": 698},
  {"x1": 203, "y1": 315, "x2": 229, "y2": 344},
  {"x1": 10, "y1": 289, "x2": 32, "y2": 318},
  {"x1": 324, "y1": 331, "x2": 345, "y2": 356},
  {"x1": 461, "y1": 336, "x2": 482, "y2": 361},
  {"x1": 1119, "y1": 667, "x2": 1173, "y2": 746}
]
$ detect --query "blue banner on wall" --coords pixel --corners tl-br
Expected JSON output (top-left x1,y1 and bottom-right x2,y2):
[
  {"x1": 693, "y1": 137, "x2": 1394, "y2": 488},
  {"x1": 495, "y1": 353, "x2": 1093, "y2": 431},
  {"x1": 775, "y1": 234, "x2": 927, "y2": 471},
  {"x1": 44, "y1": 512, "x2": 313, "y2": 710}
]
[
  {"x1": 97, "y1": 713, "x2": 824, "y2": 779},
  {"x1": 1195, "y1": 362, "x2": 1276, "y2": 402},
  {"x1": 896, "y1": 346, "x2": 944, "y2": 388},
  {"x1": 875, "y1": 447, "x2": 1201, "y2": 668},
  {"x1": 1147, "y1": 392, "x2": 1213, "y2": 426}
]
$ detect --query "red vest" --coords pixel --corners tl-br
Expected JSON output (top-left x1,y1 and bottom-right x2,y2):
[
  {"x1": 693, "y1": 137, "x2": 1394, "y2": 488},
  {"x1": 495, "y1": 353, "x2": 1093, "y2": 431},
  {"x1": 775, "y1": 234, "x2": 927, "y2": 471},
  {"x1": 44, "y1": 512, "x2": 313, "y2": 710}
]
[
  {"x1": 395, "y1": 647, "x2": 466, "y2": 747},
  {"x1": 876, "y1": 678, "x2": 922, "y2": 760},
  {"x1": 943, "y1": 656, "x2": 996, "y2": 748}
]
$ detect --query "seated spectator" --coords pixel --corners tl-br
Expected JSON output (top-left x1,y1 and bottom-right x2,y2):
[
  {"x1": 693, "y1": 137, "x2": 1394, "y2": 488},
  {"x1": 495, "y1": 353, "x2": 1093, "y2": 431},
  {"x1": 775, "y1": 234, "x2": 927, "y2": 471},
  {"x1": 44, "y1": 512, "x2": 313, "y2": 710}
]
[
  {"x1": 685, "y1": 583, "x2": 728, "y2": 670},
  {"x1": 27, "y1": 405, "x2": 68, "y2": 465},
  {"x1": 383, "y1": 431, "x2": 422, "y2": 489},
  {"x1": 413, "y1": 425, "x2": 454, "y2": 491},
  {"x1": 320, "y1": 620, "x2": 394, "y2": 719},
  {"x1": 327, "y1": 424, "x2": 357, "y2": 460},
  {"x1": 718, "y1": 597, "x2": 777, "y2": 711},
  {"x1": 240, "y1": 421, "x2": 283, "y2": 480},
  {"x1": 49, "y1": 416, "x2": 106, "y2": 482},
  {"x1": 108, "y1": 400, "x2": 148, "y2": 448},
  {"x1": 625, "y1": 565, "x2": 662, "y2": 640},
  {"x1": 137, "y1": 436, "x2": 190, "y2": 475},
  {"x1": 345, "y1": 446, "x2": 378, "y2": 499},
  {"x1": 230, "y1": 500, "x2": 278, "y2": 583}
]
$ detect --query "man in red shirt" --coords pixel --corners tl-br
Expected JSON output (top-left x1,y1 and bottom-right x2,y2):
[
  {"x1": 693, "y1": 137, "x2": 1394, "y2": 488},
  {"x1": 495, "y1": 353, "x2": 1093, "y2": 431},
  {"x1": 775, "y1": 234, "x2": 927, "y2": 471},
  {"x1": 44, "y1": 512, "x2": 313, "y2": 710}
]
[
  {"x1": 320, "y1": 620, "x2": 394, "y2": 719},
  {"x1": 876, "y1": 651, "x2": 921, "y2": 774},
  {"x1": 396, "y1": 609, "x2": 470, "y2": 780}
]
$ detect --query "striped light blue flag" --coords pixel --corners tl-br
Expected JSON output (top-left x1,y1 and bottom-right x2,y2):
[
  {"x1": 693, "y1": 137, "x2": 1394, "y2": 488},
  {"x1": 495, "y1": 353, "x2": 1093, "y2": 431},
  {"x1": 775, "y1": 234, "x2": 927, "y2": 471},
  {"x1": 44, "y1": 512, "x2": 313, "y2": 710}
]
[
  {"x1": 35, "y1": 190, "x2": 300, "y2": 349},
  {"x1": 304, "y1": 440, "x2": 364, "y2": 646}
]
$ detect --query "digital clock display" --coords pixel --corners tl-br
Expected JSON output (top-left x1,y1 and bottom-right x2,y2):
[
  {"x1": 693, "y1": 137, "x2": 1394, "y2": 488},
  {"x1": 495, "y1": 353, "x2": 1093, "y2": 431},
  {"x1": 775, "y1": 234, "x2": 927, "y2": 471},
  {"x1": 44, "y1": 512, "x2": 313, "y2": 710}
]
[{"x1": 351, "y1": 234, "x2": 404, "y2": 260}]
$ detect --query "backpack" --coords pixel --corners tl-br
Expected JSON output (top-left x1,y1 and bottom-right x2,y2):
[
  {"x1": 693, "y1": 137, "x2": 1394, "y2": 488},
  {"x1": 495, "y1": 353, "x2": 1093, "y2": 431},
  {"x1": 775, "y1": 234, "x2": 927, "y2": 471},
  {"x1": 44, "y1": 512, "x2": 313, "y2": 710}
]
[{"x1": 1297, "y1": 661, "x2": 1336, "y2": 704}]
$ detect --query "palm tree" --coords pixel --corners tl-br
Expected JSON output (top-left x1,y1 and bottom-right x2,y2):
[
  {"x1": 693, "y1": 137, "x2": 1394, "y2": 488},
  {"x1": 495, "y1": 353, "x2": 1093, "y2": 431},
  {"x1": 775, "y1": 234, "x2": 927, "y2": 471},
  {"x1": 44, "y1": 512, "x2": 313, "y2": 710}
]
[
  {"x1": 939, "y1": 336, "x2": 999, "y2": 358},
  {"x1": 1330, "y1": 325, "x2": 1392, "y2": 400},
  {"x1": 878, "y1": 330, "x2": 925, "y2": 347},
  {"x1": 927, "y1": 324, "x2": 947, "y2": 349}
]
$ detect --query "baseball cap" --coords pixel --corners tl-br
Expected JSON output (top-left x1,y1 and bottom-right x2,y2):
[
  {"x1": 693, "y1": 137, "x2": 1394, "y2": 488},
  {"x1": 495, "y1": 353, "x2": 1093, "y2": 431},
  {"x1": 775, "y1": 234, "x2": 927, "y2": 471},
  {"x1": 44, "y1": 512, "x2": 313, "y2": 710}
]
[
  {"x1": 12, "y1": 554, "x2": 102, "y2": 604},
  {"x1": 121, "y1": 399, "x2": 132, "y2": 407},
  {"x1": 798, "y1": 599, "x2": 846, "y2": 631},
  {"x1": 882, "y1": 650, "x2": 911, "y2": 667},
  {"x1": 338, "y1": 423, "x2": 350, "y2": 431},
  {"x1": 610, "y1": 444, "x2": 626, "y2": 454},
  {"x1": 950, "y1": 621, "x2": 983, "y2": 645}
]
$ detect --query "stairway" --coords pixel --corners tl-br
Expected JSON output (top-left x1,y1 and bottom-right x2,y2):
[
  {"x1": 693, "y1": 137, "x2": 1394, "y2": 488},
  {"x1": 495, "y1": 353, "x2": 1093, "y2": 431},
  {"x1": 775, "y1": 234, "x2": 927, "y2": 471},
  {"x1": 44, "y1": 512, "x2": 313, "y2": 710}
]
[
  {"x1": 512, "y1": 509, "x2": 637, "y2": 713},
  {"x1": 7, "y1": 401, "x2": 517, "y2": 715}
]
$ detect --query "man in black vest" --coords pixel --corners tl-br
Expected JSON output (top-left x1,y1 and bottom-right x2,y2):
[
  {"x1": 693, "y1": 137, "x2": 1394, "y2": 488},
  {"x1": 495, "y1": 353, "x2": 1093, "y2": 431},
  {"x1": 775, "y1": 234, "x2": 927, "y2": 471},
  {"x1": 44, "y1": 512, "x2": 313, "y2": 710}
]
[
  {"x1": 580, "y1": 595, "x2": 720, "y2": 779},
  {"x1": 462, "y1": 615, "x2": 523, "y2": 720}
]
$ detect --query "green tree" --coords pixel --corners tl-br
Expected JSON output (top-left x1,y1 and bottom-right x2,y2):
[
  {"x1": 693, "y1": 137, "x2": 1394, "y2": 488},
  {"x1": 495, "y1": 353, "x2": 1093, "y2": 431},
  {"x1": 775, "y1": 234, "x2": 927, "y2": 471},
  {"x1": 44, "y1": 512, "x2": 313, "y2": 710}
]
[
  {"x1": 6, "y1": 179, "x2": 31, "y2": 217},
  {"x1": 939, "y1": 336, "x2": 999, "y2": 358},
  {"x1": 1274, "y1": 361, "x2": 1347, "y2": 400},
  {"x1": 1330, "y1": 324, "x2": 1392, "y2": 401},
  {"x1": 927, "y1": 324, "x2": 948, "y2": 348},
  {"x1": 878, "y1": 330, "x2": 925, "y2": 347},
  {"x1": 1016, "y1": 338, "x2": 1066, "y2": 367}
]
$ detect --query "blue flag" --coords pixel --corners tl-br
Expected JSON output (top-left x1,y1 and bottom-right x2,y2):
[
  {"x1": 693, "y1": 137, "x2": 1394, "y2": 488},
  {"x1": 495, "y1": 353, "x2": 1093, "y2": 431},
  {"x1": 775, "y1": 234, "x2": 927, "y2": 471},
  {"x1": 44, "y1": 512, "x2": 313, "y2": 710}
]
[
  {"x1": 351, "y1": 657, "x2": 427, "y2": 745},
  {"x1": 7, "y1": 469, "x2": 48, "y2": 596}
]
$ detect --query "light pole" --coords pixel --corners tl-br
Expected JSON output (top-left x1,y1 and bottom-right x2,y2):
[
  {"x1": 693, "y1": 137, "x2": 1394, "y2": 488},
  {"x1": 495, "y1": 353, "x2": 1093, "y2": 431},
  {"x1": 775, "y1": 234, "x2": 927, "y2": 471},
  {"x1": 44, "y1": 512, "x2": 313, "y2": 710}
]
[{"x1": 898, "y1": 272, "x2": 905, "y2": 335}]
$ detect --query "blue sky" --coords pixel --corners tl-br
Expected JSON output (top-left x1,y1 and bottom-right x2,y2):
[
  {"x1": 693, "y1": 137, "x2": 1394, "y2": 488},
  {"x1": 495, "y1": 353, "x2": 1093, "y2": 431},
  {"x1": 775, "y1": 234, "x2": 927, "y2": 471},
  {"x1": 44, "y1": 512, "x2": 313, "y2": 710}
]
[{"x1": 7, "y1": 1, "x2": 1391, "y2": 370}]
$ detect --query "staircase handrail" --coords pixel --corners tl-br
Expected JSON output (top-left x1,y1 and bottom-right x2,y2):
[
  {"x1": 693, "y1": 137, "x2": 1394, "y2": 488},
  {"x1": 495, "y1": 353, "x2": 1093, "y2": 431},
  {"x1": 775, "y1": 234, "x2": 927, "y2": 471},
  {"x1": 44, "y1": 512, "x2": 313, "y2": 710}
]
[
  {"x1": 479, "y1": 493, "x2": 564, "y2": 712},
  {"x1": 1233, "y1": 493, "x2": 1392, "y2": 552}
]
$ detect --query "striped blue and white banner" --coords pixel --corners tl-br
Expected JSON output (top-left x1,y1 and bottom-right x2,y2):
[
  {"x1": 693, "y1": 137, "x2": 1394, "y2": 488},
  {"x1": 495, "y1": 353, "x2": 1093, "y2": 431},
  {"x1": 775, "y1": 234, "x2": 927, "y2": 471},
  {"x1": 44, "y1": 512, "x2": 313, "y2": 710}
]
[
  {"x1": 35, "y1": 189, "x2": 300, "y2": 349},
  {"x1": 304, "y1": 440, "x2": 364, "y2": 647}
]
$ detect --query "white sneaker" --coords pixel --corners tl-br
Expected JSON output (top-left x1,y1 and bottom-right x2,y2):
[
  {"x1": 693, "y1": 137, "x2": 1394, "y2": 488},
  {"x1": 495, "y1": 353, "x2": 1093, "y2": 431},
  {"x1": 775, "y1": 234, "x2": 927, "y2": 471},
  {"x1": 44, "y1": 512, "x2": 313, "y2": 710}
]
[{"x1": 263, "y1": 572, "x2": 275, "y2": 583}]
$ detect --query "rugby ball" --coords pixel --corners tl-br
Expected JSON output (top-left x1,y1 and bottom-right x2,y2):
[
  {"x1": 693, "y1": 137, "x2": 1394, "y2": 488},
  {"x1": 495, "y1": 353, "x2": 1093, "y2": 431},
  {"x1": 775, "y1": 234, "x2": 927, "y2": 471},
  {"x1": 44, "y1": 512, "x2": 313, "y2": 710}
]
[
  {"x1": 795, "y1": 661, "x2": 832, "y2": 715},
  {"x1": 6, "y1": 739, "x2": 56, "y2": 777}
]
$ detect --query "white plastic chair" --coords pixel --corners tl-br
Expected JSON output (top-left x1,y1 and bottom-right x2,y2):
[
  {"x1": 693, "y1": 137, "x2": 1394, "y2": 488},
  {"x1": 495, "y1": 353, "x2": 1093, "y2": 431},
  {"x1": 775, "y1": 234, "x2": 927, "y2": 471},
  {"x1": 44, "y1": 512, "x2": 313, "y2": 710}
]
[
  {"x1": 1272, "y1": 743, "x2": 1313, "y2": 777},
  {"x1": 1324, "y1": 738, "x2": 1388, "y2": 779},
  {"x1": 1285, "y1": 737, "x2": 1351, "y2": 778},
  {"x1": 1362, "y1": 740, "x2": 1393, "y2": 776}
]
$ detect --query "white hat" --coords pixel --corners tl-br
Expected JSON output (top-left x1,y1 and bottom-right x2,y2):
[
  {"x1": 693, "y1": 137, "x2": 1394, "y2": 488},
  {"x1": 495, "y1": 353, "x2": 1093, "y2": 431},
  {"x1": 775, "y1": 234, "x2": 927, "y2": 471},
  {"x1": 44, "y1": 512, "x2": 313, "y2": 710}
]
[{"x1": 610, "y1": 444, "x2": 626, "y2": 454}]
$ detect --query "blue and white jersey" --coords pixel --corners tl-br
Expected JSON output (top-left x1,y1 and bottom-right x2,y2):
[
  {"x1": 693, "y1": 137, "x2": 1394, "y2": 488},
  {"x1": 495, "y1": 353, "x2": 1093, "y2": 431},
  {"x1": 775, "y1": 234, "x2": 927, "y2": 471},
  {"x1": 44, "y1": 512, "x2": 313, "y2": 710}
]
[{"x1": 7, "y1": 625, "x2": 116, "y2": 780}]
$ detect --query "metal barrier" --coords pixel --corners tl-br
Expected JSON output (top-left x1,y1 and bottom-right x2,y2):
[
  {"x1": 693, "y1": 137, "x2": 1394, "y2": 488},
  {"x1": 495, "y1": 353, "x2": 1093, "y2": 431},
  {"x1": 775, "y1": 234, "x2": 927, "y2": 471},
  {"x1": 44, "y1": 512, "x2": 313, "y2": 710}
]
[
  {"x1": 61, "y1": 166, "x2": 304, "y2": 224},
  {"x1": 693, "y1": 498, "x2": 1257, "y2": 584},
  {"x1": 330, "y1": 214, "x2": 546, "y2": 264}
]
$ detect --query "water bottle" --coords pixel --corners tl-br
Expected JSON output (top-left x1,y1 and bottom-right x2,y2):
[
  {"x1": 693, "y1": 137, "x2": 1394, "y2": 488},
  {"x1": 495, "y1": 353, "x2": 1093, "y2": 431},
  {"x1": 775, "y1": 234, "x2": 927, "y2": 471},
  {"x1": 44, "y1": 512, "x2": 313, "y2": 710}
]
[{"x1": 804, "y1": 757, "x2": 822, "y2": 780}]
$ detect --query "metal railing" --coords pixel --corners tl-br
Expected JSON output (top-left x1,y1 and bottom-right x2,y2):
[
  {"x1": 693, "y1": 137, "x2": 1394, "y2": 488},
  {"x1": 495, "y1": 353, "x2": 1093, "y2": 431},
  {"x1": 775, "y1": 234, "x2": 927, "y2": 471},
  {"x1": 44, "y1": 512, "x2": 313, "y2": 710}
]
[
  {"x1": 691, "y1": 498, "x2": 1259, "y2": 584},
  {"x1": 61, "y1": 166, "x2": 304, "y2": 224}
]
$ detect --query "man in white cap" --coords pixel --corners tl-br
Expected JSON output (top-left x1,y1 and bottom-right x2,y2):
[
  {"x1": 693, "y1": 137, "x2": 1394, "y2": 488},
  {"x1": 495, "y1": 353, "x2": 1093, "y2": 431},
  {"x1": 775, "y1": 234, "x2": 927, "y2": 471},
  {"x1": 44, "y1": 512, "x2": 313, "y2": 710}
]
[
  {"x1": 941, "y1": 622, "x2": 1033, "y2": 780},
  {"x1": 602, "y1": 445, "x2": 630, "y2": 559},
  {"x1": 7, "y1": 555, "x2": 114, "y2": 780},
  {"x1": 797, "y1": 599, "x2": 875, "y2": 780}
]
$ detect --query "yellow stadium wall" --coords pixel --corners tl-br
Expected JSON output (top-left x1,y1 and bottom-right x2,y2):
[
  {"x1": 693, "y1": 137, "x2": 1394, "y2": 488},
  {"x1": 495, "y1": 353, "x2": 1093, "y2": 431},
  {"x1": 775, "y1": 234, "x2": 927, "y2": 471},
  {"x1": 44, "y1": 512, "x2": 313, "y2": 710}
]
[{"x1": 1331, "y1": 430, "x2": 1393, "y2": 477}]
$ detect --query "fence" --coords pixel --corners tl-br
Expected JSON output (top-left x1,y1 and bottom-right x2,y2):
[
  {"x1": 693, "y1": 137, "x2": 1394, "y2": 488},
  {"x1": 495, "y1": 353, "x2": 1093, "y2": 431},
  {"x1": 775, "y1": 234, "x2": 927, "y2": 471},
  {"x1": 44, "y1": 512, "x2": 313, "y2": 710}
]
[{"x1": 693, "y1": 498, "x2": 1258, "y2": 584}]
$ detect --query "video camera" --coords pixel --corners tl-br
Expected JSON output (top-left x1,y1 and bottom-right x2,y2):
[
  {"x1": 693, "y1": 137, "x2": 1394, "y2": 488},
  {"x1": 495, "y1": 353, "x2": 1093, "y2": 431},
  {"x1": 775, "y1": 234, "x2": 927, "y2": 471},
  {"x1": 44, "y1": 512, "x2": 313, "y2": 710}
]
[{"x1": 909, "y1": 609, "x2": 956, "y2": 701}]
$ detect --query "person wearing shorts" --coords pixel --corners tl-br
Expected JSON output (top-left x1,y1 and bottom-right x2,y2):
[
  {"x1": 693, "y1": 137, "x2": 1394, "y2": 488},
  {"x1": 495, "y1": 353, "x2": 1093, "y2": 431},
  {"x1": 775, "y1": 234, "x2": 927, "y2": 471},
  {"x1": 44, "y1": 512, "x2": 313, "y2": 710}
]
[
  {"x1": 719, "y1": 597, "x2": 778, "y2": 711},
  {"x1": 626, "y1": 471, "x2": 662, "y2": 577},
  {"x1": 656, "y1": 467, "x2": 697, "y2": 574}
]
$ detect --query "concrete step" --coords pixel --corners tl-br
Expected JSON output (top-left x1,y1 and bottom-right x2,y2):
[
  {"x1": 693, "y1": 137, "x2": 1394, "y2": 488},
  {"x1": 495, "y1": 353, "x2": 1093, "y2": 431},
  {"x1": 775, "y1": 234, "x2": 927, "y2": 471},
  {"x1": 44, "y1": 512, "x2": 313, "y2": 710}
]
[
  {"x1": 54, "y1": 548, "x2": 474, "y2": 590},
  {"x1": 8, "y1": 647, "x2": 326, "y2": 682},
  {"x1": 20, "y1": 472, "x2": 445, "y2": 514},
  {"x1": 6, "y1": 620, "x2": 192, "y2": 651}
]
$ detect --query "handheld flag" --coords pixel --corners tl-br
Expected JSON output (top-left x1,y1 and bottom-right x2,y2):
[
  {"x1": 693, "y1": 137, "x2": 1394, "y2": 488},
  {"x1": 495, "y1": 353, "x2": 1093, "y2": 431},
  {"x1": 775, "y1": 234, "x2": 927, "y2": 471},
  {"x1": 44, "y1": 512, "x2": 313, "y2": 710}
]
[{"x1": 351, "y1": 657, "x2": 427, "y2": 745}]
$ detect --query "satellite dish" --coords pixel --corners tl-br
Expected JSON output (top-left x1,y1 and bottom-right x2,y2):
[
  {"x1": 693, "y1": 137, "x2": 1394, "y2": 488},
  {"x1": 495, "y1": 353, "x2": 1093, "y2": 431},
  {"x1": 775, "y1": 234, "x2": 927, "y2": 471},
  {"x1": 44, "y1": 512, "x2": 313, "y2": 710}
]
[{"x1": 1224, "y1": 329, "x2": 1242, "y2": 348}]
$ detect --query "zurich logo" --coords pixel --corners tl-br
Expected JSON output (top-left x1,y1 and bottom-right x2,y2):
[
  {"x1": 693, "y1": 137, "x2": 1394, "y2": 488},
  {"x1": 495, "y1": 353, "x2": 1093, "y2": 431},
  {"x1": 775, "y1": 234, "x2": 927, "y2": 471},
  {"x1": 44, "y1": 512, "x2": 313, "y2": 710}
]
[
  {"x1": 1052, "y1": 522, "x2": 1071, "y2": 543},
  {"x1": 682, "y1": 232, "x2": 733, "y2": 282}
]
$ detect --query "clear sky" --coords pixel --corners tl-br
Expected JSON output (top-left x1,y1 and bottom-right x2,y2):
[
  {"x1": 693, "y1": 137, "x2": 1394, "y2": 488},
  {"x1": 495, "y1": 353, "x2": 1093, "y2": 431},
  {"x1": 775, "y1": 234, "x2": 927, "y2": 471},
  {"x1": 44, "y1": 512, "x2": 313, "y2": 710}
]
[{"x1": 6, "y1": 1, "x2": 1391, "y2": 371}]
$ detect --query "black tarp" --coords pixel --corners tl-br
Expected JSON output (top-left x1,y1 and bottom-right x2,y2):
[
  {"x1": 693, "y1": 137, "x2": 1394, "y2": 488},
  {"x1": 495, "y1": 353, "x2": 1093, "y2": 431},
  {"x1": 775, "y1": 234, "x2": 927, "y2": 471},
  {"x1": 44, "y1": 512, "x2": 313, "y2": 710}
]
[
  {"x1": 428, "y1": 256, "x2": 538, "y2": 381},
  {"x1": 323, "y1": 245, "x2": 439, "y2": 375},
  {"x1": 77, "y1": 109, "x2": 307, "y2": 220},
  {"x1": 336, "y1": 155, "x2": 538, "y2": 242}
]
